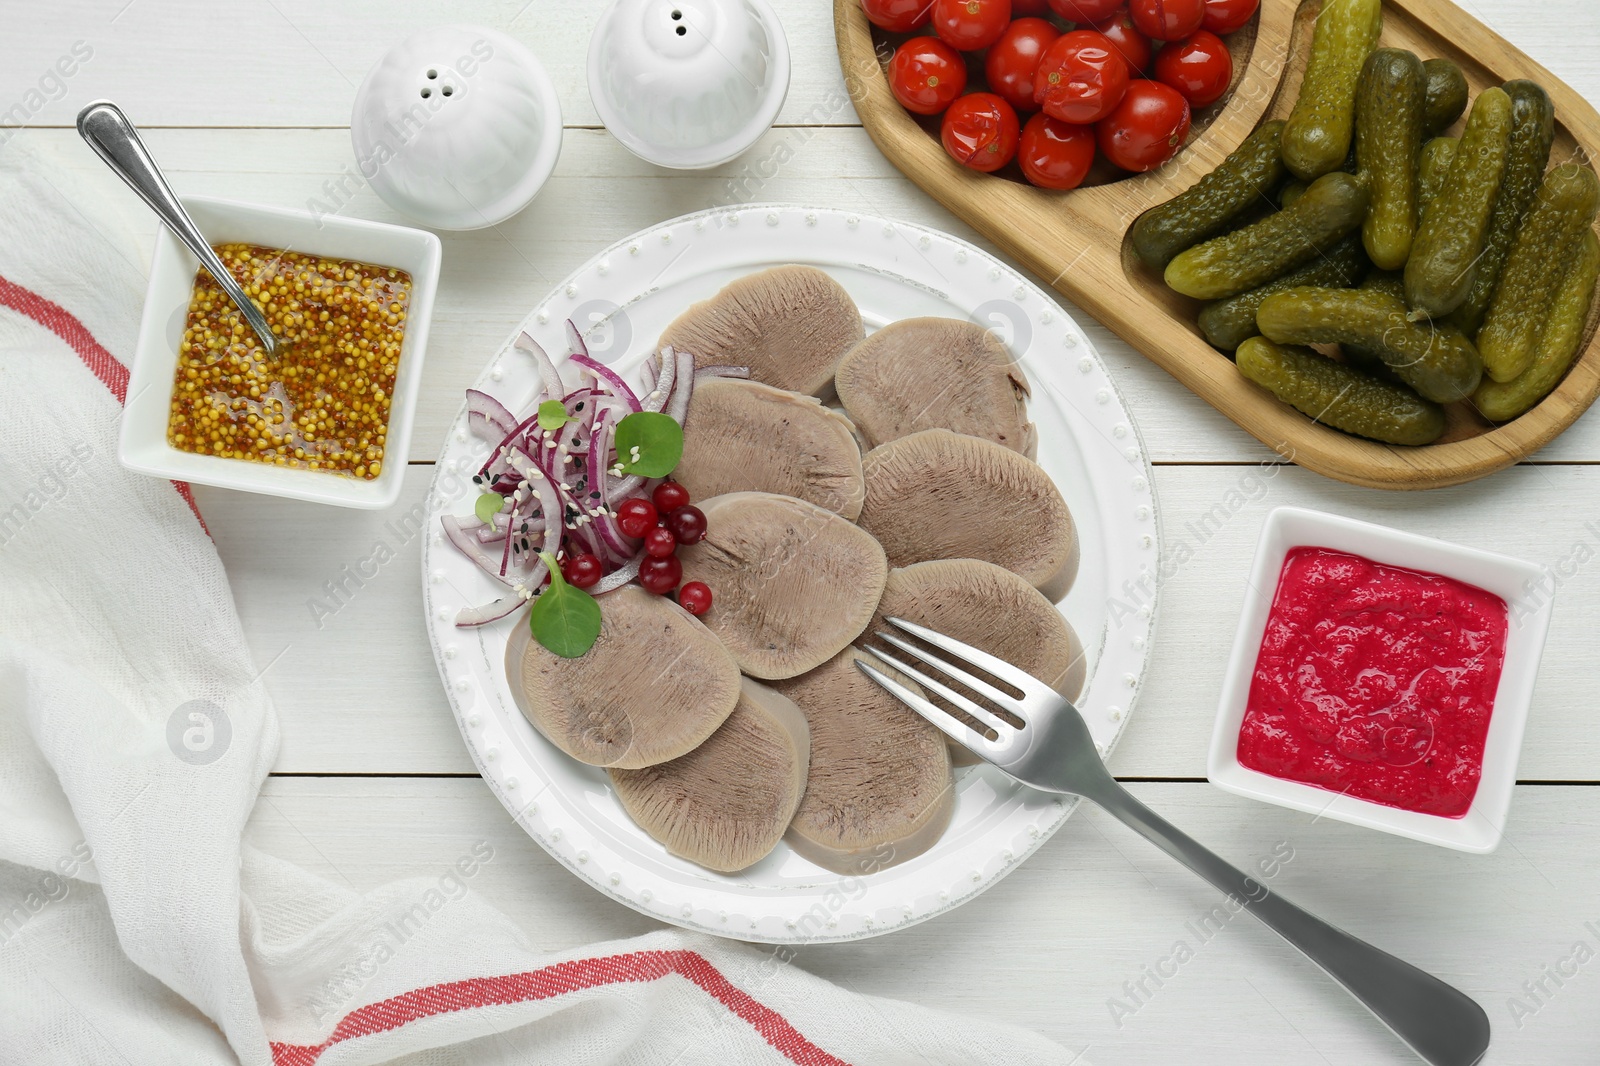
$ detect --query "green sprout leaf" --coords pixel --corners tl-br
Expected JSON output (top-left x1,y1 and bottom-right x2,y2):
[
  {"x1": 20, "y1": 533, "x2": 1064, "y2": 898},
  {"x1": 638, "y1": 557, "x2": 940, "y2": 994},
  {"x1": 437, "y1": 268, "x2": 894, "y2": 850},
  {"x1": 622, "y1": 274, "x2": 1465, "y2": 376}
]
[
  {"x1": 528, "y1": 551, "x2": 602, "y2": 658},
  {"x1": 474, "y1": 491, "x2": 505, "y2": 525},
  {"x1": 537, "y1": 399, "x2": 576, "y2": 432},
  {"x1": 613, "y1": 410, "x2": 684, "y2": 478}
]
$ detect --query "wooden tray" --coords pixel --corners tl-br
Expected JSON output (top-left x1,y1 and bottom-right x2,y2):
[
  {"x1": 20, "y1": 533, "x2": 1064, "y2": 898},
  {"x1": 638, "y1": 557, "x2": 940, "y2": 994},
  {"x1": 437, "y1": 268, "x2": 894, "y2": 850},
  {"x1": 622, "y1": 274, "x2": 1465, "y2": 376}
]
[{"x1": 835, "y1": 0, "x2": 1600, "y2": 489}]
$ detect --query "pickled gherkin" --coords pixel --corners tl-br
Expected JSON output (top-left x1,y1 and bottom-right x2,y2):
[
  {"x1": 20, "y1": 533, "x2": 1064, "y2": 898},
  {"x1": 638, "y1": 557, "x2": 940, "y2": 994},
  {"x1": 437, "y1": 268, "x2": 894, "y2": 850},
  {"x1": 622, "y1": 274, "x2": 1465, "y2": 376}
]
[
  {"x1": 1256, "y1": 286, "x2": 1483, "y2": 402},
  {"x1": 1416, "y1": 136, "x2": 1458, "y2": 213},
  {"x1": 1406, "y1": 86, "x2": 1513, "y2": 318},
  {"x1": 1282, "y1": 0, "x2": 1383, "y2": 180},
  {"x1": 1131, "y1": 121, "x2": 1288, "y2": 269},
  {"x1": 1164, "y1": 172, "x2": 1370, "y2": 299},
  {"x1": 1355, "y1": 49, "x2": 1425, "y2": 270},
  {"x1": 1421, "y1": 58, "x2": 1469, "y2": 135},
  {"x1": 1450, "y1": 80, "x2": 1556, "y2": 338},
  {"x1": 1236, "y1": 336, "x2": 1447, "y2": 445},
  {"x1": 1478, "y1": 163, "x2": 1600, "y2": 382},
  {"x1": 1196, "y1": 234, "x2": 1366, "y2": 350},
  {"x1": 1278, "y1": 179, "x2": 1309, "y2": 208},
  {"x1": 1343, "y1": 270, "x2": 1406, "y2": 371},
  {"x1": 1475, "y1": 231, "x2": 1600, "y2": 420}
]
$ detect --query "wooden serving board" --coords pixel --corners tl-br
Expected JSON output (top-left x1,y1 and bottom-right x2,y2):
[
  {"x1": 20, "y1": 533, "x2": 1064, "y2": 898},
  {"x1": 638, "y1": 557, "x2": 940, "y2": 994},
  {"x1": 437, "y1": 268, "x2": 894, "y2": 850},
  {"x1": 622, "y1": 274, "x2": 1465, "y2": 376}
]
[{"x1": 835, "y1": 0, "x2": 1600, "y2": 489}]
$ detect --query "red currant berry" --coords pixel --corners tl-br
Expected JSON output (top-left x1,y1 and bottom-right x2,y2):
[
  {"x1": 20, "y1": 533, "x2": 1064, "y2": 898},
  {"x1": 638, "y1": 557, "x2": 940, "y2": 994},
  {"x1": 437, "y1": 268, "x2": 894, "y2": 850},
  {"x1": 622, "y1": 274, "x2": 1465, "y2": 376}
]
[
  {"x1": 560, "y1": 553, "x2": 603, "y2": 589},
  {"x1": 666, "y1": 505, "x2": 707, "y2": 545},
  {"x1": 653, "y1": 480, "x2": 691, "y2": 513},
  {"x1": 638, "y1": 554, "x2": 683, "y2": 594},
  {"x1": 678, "y1": 581, "x2": 713, "y2": 615},
  {"x1": 644, "y1": 527, "x2": 677, "y2": 558},
  {"x1": 616, "y1": 497, "x2": 658, "y2": 538}
]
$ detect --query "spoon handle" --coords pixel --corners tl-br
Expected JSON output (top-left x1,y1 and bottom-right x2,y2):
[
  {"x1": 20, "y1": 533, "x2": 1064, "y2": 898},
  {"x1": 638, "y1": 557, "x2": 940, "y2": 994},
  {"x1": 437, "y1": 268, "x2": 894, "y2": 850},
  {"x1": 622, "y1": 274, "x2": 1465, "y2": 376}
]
[
  {"x1": 1084, "y1": 778, "x2": 1490, "y2": 1066},
  {"x1": 75, "y1": 100, "x2": 278, "y2": 356}
]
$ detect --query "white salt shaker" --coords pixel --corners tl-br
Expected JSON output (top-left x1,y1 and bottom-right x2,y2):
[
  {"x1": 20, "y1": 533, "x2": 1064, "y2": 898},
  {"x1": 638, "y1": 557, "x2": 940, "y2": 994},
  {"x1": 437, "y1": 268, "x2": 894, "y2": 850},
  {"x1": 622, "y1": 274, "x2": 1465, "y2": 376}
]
[
  {"x1": 587, "y1": 0, "x2": 790, "y2": 170},
  {"x1": 351, "y1": 25, "x2": 563, "y2": 230}
]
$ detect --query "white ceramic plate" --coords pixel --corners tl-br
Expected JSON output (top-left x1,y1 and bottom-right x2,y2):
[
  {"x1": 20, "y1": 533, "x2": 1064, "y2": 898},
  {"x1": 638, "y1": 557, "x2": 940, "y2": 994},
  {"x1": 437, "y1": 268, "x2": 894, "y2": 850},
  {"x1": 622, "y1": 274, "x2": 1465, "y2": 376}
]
[{"x1": 421, "y1": 204, "x2": 1160, "y2": 943}]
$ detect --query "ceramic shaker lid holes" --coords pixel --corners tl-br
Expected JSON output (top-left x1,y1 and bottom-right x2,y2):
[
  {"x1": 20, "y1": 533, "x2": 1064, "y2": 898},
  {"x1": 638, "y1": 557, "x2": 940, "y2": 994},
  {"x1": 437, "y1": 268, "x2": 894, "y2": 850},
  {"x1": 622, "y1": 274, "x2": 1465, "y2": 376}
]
[
  {"x1": 588, "y1": 0, "x2": 790, "y2": 169},
  {"x1": 351, "y1": 25, "x2": 562, "y2": 230}
]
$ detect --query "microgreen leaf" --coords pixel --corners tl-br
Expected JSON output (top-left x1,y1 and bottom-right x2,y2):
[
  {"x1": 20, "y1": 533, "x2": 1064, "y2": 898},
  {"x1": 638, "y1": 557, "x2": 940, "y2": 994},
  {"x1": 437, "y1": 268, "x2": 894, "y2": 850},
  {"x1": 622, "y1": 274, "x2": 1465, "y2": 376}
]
[
  {"x1": 613, "y1": 410, "x2": 684, "y2": 478},
  {"x1": 537, "y1": 399, "x2": 576, "y2": 432},
  {"x1": 474, "y1": 492, "x2": 505, "y2": 525},
  {"x1": 528, "y1": 551, "x2": 602, "y2": 658}
]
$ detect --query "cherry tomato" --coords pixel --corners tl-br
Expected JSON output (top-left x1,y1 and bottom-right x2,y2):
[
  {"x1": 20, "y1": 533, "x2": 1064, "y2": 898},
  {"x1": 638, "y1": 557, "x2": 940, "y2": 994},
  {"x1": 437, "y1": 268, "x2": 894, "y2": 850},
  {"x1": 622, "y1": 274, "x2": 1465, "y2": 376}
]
[
  {"x1": 1012, "y1": 0, "x2": 1052, "y2": 12},
  {"x1": 1046, "y1": 0, "x2": 1123, "y2": 21},
  {"x1": 888, "y1": 37, "x2": 968, "y2": 115},
  {"x1": 941, "y1": 93, "x2": 1021, "y2": 171},
  {"x1": 652, "y1": 480, "x2": 690, "y2": 513},
  {"x1": 984, "y1": 18, "x2": 1060, "y2": 113},
  {"x1": 1097, "y1": 78, "x2": 1191, "y2": 170},
  {"x1": 1153, "y1": 30, "x2": 1233, "y2": 107},
  {"x1": 1200, "y1": 0, "x2": 1259, "y2": 34},
  {"x1": 639, "y1": 554, "x2": 683, "y2": 595},
  {"x1": 932, "y1": 0, "x2": 1012, "y2": 51},
  {"x1": 1128, "y1": 0, "x2": 1205, "y2": 41},
  {"x1": 615, "y1": 497, "x2": 658, "y2": 538},
  {"x1": 860, "y1": 0, "x2": 934, "y2": 33},
  {"x1": 1034, "y1": 30, "x2": 1129, "y2": 125},
  {"x1": 1018, "y1": 113, "x2": 1098, "y2": 189},
  {"x1": 560, "y1": 553, "x2": 603, "y2": 589},
  {"x1": 677, "y1": 581, "x2": 713, "y2": 615},
  {"x1": 1091, "y1": 10, "x2": 1153, "y2": 78}
]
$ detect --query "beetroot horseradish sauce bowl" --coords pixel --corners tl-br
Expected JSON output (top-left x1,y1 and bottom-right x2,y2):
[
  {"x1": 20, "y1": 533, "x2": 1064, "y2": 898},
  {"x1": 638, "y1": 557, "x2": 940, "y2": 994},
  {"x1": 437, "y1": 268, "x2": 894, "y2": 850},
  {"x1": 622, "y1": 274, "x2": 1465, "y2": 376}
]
[{"x1": 1208, "y1": 507, "x2": 1555, "y2": 854}]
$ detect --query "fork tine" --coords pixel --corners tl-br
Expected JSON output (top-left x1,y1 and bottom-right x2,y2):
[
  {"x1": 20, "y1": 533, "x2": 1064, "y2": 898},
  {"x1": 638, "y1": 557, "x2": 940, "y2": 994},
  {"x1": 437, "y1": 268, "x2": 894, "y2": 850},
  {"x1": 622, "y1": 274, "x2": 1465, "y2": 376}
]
[
  {"x1": 860, "y1": 644, "x2": 1014, "y2": 736},
  {"x1": 855, "y1": 658, "x2": 998, "y2": 755},
  {"x1": 886, "y1": 617, "x2": 1056, "y2": 703},
  {"x1": 876, "y1": 629, "x2": 1028, "y2": 717}
]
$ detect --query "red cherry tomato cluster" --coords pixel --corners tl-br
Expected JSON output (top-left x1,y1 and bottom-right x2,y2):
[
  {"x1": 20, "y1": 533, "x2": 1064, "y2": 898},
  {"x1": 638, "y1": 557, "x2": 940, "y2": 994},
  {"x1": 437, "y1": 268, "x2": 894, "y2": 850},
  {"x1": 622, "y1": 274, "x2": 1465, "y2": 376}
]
[
  {"x1": 611, "y1": 481, "x2": 713, "y2": 611},
  {"x1": 870, "y1": 0, "x2": 1254, "y2": 186}
]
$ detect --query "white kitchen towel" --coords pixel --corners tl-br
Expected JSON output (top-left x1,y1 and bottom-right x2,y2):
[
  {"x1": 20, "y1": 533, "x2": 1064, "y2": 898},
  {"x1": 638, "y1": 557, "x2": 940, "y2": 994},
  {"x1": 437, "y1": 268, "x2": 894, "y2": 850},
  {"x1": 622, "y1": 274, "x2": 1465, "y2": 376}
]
[{"x1": 0, "y1": 138, "x2": 1083, "y2": 1066}]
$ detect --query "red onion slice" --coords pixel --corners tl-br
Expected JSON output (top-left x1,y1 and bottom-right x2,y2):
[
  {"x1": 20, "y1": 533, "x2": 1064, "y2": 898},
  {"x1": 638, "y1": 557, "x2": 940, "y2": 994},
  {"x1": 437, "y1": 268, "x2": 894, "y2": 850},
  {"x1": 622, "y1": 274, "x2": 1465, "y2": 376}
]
[
  {"x1": 514, "y1": 332, "x2": 563, "y2": 403},
  {"x1": 592, "y1": 549, "x2": 647, "y2": 593}
]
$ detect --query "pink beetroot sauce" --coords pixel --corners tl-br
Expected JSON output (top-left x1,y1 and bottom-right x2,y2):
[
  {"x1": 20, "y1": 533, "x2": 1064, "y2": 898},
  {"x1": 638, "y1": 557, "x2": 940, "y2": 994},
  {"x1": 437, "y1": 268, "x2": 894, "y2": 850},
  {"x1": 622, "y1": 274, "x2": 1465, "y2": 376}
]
[{"x1": 1237, "y1": 547, "x2": 1509, "y2": 818}]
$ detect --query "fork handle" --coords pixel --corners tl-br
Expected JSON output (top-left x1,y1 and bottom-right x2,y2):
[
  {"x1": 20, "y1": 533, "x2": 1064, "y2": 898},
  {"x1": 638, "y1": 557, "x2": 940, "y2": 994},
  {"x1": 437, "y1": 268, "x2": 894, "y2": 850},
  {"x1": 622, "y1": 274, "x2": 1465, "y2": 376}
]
[{"x1": 1083, "y1": 778, "x2": 1490, "y2": 1066}]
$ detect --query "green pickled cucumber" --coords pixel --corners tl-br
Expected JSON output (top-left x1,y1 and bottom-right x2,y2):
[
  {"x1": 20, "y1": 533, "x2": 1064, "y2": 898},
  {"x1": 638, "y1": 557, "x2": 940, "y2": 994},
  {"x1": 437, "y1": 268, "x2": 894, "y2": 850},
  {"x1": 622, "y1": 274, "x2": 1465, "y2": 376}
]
[
  {"x1": 1416, "y1": 136, "x2": 1458, "y2": 213},
  {"x1": 1279, "y1": 178, "x2": 1309, "y2": 208},
  {"x1": 1196, "y1": 233, "x2": 1367, "y2": 350},
  {"x1": 1355, "y1": 49, "x2": 1425, "y2": 270},
  {"x1": 1479, "y1": 163, "x2": 1600, "y2": 382},
  {"x1": 1282, "y1": 0, "x2": 1384, "y2": 180},
  {"x1": 1236, "y1": 336, "x2": 1446, "y2": 445},
  {"x1": 1343, "y1": 270, "x2": 1406, "y2": 371},
  {"x1": 1256, "y1": 286, "x2": 1484, "y2": 402},
  {"x1": 1132, "y1": 121, "x2": 1288, "y2": 269},
  {"x1": 1475, "y1": 231, "x2": 1600, "y2": 420},
  {"x1": 1405, "y1": 86, "x2": 1513, "y2": 318},
  {"x1": 1450, "y1": 80, "x2": 1557, "y2": 338},
  {"x1": 1421, "y1": 58, "x2": 1469, "y2": 134},
  {"x1": 1165, "y1": 172, "x2": 1370, "y2": 299}
]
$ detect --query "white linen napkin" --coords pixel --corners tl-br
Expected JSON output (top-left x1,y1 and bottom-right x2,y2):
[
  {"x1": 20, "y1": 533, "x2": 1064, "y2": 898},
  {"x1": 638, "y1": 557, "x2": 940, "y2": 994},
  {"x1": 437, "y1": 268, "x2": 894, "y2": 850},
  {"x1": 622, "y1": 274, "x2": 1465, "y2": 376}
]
[{"x1": 0, "y1": 138, "x2": 1083, "y2": 1066}]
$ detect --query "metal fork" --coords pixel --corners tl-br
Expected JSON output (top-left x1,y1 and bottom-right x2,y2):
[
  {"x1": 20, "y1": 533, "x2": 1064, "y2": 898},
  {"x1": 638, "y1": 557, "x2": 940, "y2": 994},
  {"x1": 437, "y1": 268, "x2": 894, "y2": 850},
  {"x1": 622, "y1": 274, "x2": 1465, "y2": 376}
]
[{"x1": 858, "y1": 617, "x2": 1491, "y2": 1066}]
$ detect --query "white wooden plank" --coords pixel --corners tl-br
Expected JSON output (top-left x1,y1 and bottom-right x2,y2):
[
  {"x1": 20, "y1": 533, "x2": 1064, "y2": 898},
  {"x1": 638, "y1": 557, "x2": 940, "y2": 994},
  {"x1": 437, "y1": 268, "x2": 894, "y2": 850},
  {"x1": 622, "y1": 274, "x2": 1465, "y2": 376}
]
[
  {"x1": 5, "y1": 0, "x2": 1600, "y2": 135},
  {"x1": 0, "y1": 0, "x2": 851, "y2": 130},
  {"x1": 248, "y1": 776, "x2": 1600, "y2": 1065},
  {"x1": 17, "y1": 125, "x2": 1600, "y2": 465},
  {"x1": 205, "y1": 462, "x2": 1600, "y2": 777}
]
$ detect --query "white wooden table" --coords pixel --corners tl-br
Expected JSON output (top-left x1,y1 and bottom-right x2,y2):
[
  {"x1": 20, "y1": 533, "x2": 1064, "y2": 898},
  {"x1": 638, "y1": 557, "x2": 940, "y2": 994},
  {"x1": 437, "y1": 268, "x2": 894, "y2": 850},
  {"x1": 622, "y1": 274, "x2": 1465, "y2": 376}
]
[{"x1": 11, "y1": 2, "x2": 1600, "y2": 1062}]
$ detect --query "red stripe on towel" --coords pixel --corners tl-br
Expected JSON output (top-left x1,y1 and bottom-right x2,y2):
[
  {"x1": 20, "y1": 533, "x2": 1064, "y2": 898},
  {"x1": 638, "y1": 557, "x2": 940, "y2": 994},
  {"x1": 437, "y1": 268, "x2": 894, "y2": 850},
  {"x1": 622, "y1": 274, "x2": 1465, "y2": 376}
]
[
  {"x1": 0, "y1": 273, "x2": 206, "y2": 532},
  {"x1": 268, "y1": 949, "x2": 854, "y2": 1066}
]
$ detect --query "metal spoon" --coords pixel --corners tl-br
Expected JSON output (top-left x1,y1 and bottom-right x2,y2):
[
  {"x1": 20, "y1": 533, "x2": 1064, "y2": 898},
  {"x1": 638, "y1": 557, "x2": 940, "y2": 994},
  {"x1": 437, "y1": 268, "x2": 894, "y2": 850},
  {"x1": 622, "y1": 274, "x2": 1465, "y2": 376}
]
[{"x1": 76, "y1": 100, "x2": 280, "y2": 356}]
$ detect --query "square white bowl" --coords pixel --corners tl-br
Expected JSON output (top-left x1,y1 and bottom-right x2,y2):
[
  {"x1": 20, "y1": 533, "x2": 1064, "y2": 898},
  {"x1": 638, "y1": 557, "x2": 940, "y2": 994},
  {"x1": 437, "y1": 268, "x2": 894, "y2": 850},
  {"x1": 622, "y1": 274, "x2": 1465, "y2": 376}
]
[
  {"x1": 120, "y1": 196, "x2": 442, "y2": 509},
  {"x1": 1208, "y1": 506, "x2": 1554, "y2": 854}
]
